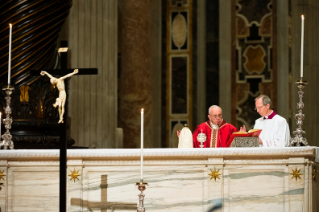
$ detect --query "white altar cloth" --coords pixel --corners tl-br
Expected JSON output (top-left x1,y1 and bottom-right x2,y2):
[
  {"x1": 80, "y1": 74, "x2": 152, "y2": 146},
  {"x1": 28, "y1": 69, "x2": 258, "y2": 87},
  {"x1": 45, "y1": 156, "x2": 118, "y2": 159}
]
[
  {"x1": 0, "y1": 147, "x2": 318, "y2": 160},
  {"x1": 0, "y1": 147, "x2": 318, "y2": 212}
]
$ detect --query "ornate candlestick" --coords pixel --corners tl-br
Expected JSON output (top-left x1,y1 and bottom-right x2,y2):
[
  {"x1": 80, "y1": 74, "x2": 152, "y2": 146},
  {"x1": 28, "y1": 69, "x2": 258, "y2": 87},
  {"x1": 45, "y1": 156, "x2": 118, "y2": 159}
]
[
  {"x1": 197, "y1": 130, "x2": 206, "y2": 148},
  {"x1": 290, "y1": 80, "x2": 308, "y2": 146},
  {"x1": 136, "y1": 180, "x2": 148, "y2": 212},
  {"x1": 1, "y1": 86, "x2": 14, "y2": 149}
]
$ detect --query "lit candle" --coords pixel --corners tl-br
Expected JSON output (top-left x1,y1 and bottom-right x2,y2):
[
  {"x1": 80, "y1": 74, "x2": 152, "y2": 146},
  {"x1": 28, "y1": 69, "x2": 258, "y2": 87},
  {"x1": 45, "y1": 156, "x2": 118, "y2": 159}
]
[
  {"x1": 300, "y1": 15, "x2": 304, "y2": 78},
  {"x1": 141, "y1": 108, "x2": 144, "y2": 180},
  {"x1": 8, "y1": 24, "x2": 12, "y2": 85}
]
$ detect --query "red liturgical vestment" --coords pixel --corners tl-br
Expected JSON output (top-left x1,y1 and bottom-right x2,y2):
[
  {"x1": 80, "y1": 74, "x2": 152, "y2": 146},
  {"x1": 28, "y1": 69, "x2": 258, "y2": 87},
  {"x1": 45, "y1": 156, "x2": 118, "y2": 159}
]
[{"x1": 192, "y1": 120, "x2": 238, "y2": 148}]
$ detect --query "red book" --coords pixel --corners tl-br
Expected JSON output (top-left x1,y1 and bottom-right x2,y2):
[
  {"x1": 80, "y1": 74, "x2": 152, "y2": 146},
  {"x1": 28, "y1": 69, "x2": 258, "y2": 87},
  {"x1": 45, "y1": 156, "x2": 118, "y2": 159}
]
[{"x1": 226, "y1": 129, "x2": 262, "y2": 147}]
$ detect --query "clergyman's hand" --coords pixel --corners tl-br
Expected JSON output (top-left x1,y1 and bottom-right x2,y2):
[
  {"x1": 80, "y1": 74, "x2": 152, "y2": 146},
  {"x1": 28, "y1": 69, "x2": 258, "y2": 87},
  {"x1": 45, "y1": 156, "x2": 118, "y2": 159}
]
[
  {"x1": 40, "y1": 71, "x2": 46, "y2": 76},
  {"x1": 74, "y1": 69, "x2": 79, "y2": 74},
  {"x1": 258, "y1": 137, "x2": 263, "y2": 145},
  {"x1": 177, "y1": 130, "x2": 181, "y2": 138},
  {"x1": 239, "y1": 125, "x2": 246, "y2": 132}
]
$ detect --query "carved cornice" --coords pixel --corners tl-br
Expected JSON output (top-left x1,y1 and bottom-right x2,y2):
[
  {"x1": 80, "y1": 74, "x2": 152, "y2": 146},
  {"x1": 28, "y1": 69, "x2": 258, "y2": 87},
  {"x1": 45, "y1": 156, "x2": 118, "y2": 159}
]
[{"x1": 0, "y1": 147, "x2": 317, "y2": 161}]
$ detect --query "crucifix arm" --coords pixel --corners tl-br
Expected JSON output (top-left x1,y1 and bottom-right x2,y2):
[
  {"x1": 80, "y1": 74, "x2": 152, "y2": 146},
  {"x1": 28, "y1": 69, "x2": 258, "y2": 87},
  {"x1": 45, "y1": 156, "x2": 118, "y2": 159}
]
[
  {"x1": 40, "y1": 71, "x2": 54, "y2": 79},
  {"x1": 60, "y1": 69, "x2": 78, "y2": 80}
]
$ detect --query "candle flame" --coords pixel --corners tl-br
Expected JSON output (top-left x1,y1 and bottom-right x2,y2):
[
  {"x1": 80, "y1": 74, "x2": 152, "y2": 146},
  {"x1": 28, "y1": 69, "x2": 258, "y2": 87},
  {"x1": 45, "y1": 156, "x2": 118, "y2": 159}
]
[
  {"x1": 141, "y1": 108, "x2": 144, "y2": 113},
  {"x1": 301, "y1": 15, "x2": 305, "y2": 19},
  {"x1": 9, "y1": 23, "x2": 12, "y2": 27}
]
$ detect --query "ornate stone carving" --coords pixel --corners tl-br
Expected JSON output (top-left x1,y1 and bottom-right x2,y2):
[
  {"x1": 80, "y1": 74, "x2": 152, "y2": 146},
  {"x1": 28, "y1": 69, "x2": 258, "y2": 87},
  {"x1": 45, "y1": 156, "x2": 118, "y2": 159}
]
[{"x1": 230, "y1": 137, "x2": 259, "y2": 147}]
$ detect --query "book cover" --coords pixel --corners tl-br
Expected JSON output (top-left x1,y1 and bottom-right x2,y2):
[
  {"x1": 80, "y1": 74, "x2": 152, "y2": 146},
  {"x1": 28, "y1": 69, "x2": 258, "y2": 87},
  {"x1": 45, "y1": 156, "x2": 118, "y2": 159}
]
[
  {"x1": 226, "y1": 129, "x2": 262, "y2": 147},
  {"x1": 247, "y1": 129, "x2": 262, "y2": 137}
]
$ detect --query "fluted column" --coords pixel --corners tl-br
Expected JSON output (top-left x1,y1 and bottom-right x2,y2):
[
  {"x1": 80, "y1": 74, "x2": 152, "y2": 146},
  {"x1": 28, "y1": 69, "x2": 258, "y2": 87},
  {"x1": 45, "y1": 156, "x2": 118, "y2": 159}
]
[
  {"x1": 119, "y1": 0, "x2": 152, "y2": 148},
  {"x1": 277, "y1": 0, "x2": 289, "y2": 120},
  {"x1": 219, "y1": 0, "x2": 232, "y2": 122},
  {"x1": 67, "y1": 0, "x2": 118, "y2": 148}
]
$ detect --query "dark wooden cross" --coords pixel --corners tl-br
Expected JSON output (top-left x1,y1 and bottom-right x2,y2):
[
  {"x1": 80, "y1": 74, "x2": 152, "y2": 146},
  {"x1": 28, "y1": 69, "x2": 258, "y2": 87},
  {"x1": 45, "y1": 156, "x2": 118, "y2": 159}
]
[{"x1": 30, "y1": 41, "x2": 98, "y2": 212}]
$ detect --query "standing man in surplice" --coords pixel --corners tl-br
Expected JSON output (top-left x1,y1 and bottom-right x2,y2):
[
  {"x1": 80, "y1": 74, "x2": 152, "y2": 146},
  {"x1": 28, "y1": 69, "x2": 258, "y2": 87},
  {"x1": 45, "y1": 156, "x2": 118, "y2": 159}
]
[
  {"x1": 192, "y1": 105, "x2": 246, "y2": 148},
  {"x1": 253, "y1": 95, "x2": 290, "y2": 147}
]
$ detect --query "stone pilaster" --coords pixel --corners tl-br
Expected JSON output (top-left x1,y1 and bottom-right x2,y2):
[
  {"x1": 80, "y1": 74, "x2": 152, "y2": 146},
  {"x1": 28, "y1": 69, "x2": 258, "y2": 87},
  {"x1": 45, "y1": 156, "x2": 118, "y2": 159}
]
[
  {"x1": 119, "y1": 0, "x2": 152, "y2": 148},
  {"x1": 67, "y1": 0, "x2": 118, "y2": 148}
]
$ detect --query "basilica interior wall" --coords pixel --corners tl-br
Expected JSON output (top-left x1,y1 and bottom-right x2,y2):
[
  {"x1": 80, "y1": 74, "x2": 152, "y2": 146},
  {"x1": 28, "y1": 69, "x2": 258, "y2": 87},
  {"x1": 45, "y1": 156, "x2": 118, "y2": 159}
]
[
  {"x1": 219, "y1": 0, "x2": 319, "y2": 147},
  {"x1": 59, "y1": 0, "x2": 118, "y2": 148},
  {"x1": 291, "y1": 0, "x2": 319, "y2": 146},
  {"x1": 55, "y1": 0, "x2": 319, "y2": 148},
  {"x1": 59, "y1": 0, "x2": 163, "y2": 149}
]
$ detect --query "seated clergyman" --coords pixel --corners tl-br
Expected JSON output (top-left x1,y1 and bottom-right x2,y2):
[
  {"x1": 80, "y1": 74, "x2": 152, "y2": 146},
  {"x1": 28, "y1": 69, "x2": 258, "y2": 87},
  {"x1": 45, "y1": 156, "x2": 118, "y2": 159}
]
[
  {"x1": 253, "y1": 95, "x2": 290, "y2": 147},
  {"x1": 192, "y1": 105, "x2": 246, "y2": 148}
]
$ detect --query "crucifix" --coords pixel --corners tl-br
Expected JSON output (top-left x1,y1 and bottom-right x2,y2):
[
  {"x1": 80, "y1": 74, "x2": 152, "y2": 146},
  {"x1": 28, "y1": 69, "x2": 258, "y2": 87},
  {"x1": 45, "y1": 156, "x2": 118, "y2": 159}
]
[
  {"x1": 30, "y1": 41, "x2": 98, "y2": 212},
  {"x1": 40, "y1": 69, "x2": 78, "y2": 123}
]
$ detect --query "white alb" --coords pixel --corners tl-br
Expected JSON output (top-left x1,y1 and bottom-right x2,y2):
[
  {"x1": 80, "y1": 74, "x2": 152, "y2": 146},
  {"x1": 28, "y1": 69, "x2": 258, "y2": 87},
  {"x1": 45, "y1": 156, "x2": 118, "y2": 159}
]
[{"x1": 254, "y1": 114, "x2": 290, "y2": 147}]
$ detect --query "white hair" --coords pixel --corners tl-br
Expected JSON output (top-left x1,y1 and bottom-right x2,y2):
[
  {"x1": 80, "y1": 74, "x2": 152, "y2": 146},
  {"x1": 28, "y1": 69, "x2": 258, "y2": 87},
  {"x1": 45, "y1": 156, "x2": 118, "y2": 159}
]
[{"x1": 208, "y1": 105, "x2": 222, "y2": 114}]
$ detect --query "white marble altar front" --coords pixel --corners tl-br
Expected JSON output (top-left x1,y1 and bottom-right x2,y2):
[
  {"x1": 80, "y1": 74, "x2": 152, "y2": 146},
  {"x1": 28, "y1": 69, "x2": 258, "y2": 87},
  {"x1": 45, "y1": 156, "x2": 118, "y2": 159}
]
[{"x1": 0, "y1": 147, "x2": 318, "y2": 212}]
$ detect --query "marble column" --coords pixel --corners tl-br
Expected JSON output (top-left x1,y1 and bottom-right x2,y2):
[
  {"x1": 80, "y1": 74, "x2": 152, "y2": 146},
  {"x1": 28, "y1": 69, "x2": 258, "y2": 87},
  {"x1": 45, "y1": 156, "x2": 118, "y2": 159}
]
[
  {"x1": 291, "y1": 0, "x2": 319, "y2": 146},
  {"x1": 219, "y1": 0, "x2": 232, "y2": 122},
  {"x1": 150, "y1": 0, "x2": 162, "y2": 148},
  {"x1": 119, "y1": 0, "x2": 152, "y2": 148},
  {"x1": 277, "y1": 0, "x2": 289, "y2": 120},
  {"x1": 197, "y1": 0, "x2": 206, "y2": 125},
  {"x1": 66, "y1": 0, "x2": 118, "y2": 148}
]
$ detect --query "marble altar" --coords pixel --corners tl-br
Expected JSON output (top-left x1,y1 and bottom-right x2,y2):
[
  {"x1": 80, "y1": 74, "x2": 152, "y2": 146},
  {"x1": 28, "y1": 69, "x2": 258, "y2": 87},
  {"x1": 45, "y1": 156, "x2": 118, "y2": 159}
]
[{"x1": 0, "y1": 147, "x2": 318, "y2": 212}]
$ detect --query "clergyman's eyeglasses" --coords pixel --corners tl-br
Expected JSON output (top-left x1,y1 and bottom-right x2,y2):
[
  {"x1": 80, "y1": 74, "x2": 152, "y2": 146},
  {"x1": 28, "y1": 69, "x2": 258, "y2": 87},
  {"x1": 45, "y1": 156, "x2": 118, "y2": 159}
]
[
  {"x1": 254, "y1": 105, "x2": 265, "y2": 110},
  {"x1": 209, "y1": 114, "x2": 222, "y2": 119}
]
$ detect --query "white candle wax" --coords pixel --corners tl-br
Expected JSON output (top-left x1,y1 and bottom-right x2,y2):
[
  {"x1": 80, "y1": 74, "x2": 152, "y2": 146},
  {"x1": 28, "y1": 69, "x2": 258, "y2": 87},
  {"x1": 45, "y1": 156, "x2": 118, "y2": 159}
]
[
  {"x1": 8, "y1": 24, "x2": 12, "y2": 85},
  {"x1": 300, "y1": 15, "x2": 304, "y2": 78},
  {"x1": 141, "y1": 108, "x2": 144, "y2": 180}
]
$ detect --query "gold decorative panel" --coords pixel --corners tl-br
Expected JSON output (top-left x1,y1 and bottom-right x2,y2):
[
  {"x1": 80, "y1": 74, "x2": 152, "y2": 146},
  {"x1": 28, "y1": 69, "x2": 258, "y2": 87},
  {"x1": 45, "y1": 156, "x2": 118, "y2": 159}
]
[
  {"x1": 232, "y1": 0, "x2": 277, "y2": 128},
  {"x1": 165, "y1": 0, "x2": 193, "y2": 147}
]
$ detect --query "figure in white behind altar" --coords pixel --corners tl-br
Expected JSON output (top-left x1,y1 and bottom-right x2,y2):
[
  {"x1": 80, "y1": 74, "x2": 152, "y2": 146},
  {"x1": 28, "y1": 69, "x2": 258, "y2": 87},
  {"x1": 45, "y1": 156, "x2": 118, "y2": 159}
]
[
  {"x1": 253, "y1": 95, "x2": 290, "y2": 147},
  {"x1": 178, "y1": 125, "x2": 193, "y2": 148},
  {"x1": 41, "y1": 69, "x2": 78, "y2": 123}
]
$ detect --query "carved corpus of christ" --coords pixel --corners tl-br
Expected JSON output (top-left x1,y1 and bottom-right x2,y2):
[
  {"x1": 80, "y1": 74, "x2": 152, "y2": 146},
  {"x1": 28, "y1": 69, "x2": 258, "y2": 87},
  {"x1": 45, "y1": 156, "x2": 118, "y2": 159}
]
[{"x1": 40, "y1": 69, "x2": 78, "y2": 123}]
